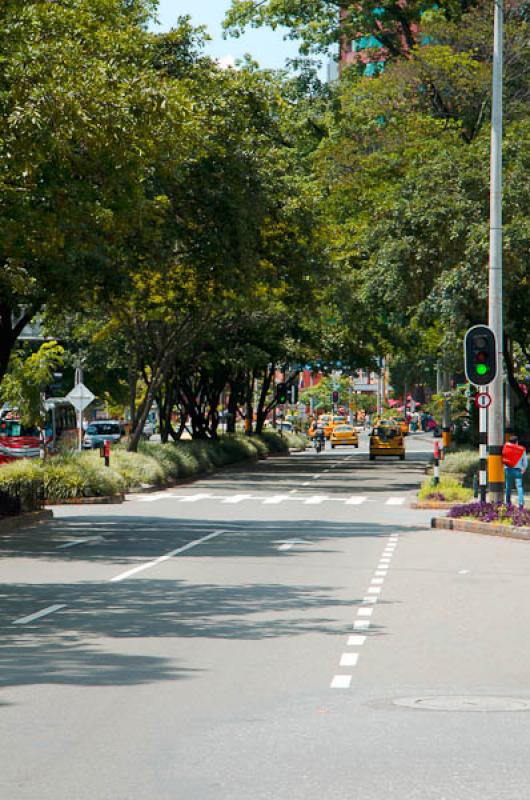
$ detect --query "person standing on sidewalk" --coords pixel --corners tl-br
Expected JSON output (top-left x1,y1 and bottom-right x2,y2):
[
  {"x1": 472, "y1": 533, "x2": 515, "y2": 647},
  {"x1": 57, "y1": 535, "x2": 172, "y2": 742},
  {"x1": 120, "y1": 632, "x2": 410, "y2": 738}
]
[{"x1": 502, "y1": 436, "x2": 528, "y2": 508}]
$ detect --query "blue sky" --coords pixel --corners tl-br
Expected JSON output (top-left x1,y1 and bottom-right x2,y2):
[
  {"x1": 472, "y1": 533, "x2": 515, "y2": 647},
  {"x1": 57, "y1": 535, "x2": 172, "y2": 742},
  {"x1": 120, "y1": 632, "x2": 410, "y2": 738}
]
[{"x1": 153, "y1": 0, "x2": 302, "y2": 70}]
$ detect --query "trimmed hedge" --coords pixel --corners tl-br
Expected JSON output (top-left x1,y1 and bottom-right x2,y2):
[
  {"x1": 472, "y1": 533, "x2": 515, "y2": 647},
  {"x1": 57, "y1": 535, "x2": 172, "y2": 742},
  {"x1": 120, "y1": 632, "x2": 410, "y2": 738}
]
[{"x1": 0, "y1": 431, "x2": 306, "y2": 503}]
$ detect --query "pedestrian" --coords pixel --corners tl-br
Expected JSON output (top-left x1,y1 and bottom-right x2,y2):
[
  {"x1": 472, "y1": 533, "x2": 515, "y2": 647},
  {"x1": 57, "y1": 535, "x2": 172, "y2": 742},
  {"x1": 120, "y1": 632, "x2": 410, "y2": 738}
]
[{"x1": 502, "y1": 435, "x2": 528, "y2": 508}]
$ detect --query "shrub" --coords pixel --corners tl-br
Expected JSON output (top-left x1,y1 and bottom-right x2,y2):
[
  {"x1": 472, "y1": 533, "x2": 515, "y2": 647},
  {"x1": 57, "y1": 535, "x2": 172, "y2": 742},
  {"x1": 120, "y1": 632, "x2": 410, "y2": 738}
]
[
  {"x1": 44, "y1": 453, "x2": 125, "y2": 501},
  {"x1": 0, "y1": 431, "x2": 306, "y2": 503},
  {"x1": 0, "y1": 458, "x2": 44, "y2": 510},
  {"x1": 440, "y1": 449, "x2": 479, "y2": 484}
]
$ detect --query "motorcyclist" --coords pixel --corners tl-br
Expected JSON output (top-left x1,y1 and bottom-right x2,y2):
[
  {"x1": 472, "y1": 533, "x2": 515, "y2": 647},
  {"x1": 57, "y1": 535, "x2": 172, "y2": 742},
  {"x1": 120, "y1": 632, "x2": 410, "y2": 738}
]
[{"x1": 314, "y1": 425, "x2": 325, "y2": 451}]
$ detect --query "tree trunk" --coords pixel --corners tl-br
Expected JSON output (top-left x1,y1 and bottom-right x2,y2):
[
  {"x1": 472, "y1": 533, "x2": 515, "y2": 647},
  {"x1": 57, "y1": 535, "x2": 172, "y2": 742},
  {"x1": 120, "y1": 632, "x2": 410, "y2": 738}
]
[
  {"x1": 0, "y1": 303, "x2": 36, "y2": 388},
  {"x1": 255, "y1": 365, "x2": 275, "y2": 434}
]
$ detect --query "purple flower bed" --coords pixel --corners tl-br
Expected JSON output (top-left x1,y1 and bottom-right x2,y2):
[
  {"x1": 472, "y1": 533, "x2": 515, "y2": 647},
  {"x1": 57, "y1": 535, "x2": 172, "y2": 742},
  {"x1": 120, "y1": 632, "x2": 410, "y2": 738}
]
[{"x1": 448, "y1": 502, "x2": 530, "y2": 527}]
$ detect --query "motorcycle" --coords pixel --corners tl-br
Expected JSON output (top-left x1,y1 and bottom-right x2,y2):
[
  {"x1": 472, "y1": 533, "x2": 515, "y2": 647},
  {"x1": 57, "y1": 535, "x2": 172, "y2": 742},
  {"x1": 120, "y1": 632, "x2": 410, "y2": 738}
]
[{"x1": 314, "y1": 436, "x2": 324, "y2": 453}]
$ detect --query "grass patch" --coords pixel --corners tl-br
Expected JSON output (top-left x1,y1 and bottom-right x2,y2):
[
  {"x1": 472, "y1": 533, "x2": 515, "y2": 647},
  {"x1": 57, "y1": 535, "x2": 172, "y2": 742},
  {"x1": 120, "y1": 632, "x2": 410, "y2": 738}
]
[{"x1": 419, "y1": 475, "x2": 473, "y2": 503}]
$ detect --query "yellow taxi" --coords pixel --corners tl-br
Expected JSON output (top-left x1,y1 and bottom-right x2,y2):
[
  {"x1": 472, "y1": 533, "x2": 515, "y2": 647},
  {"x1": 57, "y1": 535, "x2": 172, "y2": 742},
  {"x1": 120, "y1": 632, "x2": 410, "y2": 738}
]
[
  {"x1": 369, "y1": 422, "x2": 405, "y2": 461},
  {"x1": 391, "y1": 417, "x2": 410, "y2": 436},
  {"x1": 330, "y1": 424, "x2": 359, "y2": 448}
]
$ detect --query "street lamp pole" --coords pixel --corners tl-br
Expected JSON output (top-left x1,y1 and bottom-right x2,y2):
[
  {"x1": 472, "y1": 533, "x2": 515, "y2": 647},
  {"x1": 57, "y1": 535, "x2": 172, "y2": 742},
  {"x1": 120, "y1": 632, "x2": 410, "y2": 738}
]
[{"x1": 487, "y1": 0, "x2": 504, "y2": 501}]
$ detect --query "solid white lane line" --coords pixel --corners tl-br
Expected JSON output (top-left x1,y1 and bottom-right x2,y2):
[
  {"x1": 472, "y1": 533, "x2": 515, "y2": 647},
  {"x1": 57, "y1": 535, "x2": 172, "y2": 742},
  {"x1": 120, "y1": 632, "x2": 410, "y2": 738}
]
[
  {"x1": 371, "y1": 578, "x2": 384, "y2": 585},
  {"x1": 178, "y1": 493, "x2": 212, "y2": 503},
  {"x1": 331, "y1": 675, "x2": 352, "y2": 689},
  {"x1": 304, "y1": 495, "x2": 328, "y2": 505},
  {"x1": 340, "y1": 653, "x2": 359, "y2": 667},
  {"x1": 367, "y1": 586, "x2": 381, "y2": 594},
  {"x1": 354, "y1": 619, "x2": 370, "y2": 630},
  {"x1": 386, "y1": 497, "x2": 405, "y2": 505},
  {"x1": 357, "y1": 608, "x2": 373, "y2": 617},
  {"x1": 222, "y1": 495, "x2": 252, "y2": 504},
  {"x1": 347, "y1": 635, "x2": 366, "y2": 646},
  {"x1": 345, "y1": 496, "x2": 367, "y2": 505},
  {"x1": 13, "y1": 604, "x2": 66, "y2": 625},
  {"x1": 110, "y1": 529, "x2": 227, "y2": 583},
  {"x1": 263, "y1": 495, "x2": 289, "y2": 505}
]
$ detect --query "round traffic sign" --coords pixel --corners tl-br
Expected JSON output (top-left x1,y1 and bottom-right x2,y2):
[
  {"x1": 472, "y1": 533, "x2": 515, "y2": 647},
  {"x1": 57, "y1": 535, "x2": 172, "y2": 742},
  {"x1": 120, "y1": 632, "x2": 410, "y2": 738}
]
[{"x1": 475, "y1": 392, "x2": 492, "y2": 409}]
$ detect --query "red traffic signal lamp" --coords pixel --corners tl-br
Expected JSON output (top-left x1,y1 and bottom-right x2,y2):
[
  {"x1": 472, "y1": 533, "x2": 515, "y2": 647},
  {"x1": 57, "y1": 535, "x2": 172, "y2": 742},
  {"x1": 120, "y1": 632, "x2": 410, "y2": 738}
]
[{"x1": 464, "y1": 325, "x2": 497, "y2": 387}]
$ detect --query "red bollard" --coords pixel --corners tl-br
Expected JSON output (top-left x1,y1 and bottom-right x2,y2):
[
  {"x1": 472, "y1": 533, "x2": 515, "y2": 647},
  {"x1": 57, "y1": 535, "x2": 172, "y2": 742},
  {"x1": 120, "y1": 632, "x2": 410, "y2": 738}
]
[{"x1": 104, "y1": 439, "x2": 110, "y2": 468}]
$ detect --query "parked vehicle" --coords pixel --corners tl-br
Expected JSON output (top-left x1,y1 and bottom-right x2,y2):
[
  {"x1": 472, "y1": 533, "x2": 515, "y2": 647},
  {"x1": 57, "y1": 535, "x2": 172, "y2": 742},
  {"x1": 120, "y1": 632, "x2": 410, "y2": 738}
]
[
  {"x1": 0, "y1": 401, "x2": 77, "y2": 464},
  {"x1": 82, "y1": 420, "x2": 122, "y2": 449}
]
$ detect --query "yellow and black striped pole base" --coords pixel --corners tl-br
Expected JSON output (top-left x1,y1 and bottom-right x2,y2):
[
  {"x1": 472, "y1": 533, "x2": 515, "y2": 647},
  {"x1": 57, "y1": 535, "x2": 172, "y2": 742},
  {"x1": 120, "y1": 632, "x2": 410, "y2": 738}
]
[{"x1": 488, "y1": 445, "x2": 504, "y2": 501}]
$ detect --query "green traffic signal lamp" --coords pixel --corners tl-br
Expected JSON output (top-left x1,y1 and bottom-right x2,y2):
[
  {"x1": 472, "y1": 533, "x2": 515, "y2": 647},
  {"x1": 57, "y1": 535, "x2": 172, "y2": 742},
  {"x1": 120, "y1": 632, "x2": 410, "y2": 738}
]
[{"x1": 464, "y1": 325, "x2": 497, "y2": 387}]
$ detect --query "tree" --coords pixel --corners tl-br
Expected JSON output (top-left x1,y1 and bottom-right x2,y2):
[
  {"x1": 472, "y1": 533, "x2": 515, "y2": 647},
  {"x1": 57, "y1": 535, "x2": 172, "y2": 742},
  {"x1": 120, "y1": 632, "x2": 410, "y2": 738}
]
[
  {"x1": 0, "y1": 0, "x2": 192, "y2": 387},
  {"x1": 0, "y1": 342, "x2": 64, "y2": 428},
  {"x1": 224, "y1": 0, "x2": 477, "y2": 61}
]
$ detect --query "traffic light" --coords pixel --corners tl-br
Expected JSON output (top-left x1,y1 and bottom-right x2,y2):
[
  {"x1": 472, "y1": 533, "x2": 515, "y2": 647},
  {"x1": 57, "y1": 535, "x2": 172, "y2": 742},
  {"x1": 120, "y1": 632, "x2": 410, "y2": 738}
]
[
  {"x1": 332, "y1": 390, "x2": 339, "y2": 403},
  {"x1": 276, "y1": 382, "x2": 288, "y2": 404},
  {"x1": 464, "y1": 325, "x2": 497, "y2": 386}
]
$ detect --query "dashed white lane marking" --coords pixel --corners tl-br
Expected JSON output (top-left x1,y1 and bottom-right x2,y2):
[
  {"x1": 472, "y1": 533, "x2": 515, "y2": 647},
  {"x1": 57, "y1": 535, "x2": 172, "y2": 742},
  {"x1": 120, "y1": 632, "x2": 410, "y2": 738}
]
[
  {"x1": 357, "y1": 608, "x2": 373, "y2": 617},
  {"x1": 345, "y1": 496, "x2": 367, "y2": 505},
  {"x1": 302, "y1": 482, "x2": 311, "y2": 486},
  {"x1": 178, "y1": 493, "x2": 212, "y2": 503},
  {"x1": 371, "y1": 578, "x2": 384, "y2": 585},
  {"x1": 56, "y1": 536, "x2": 104, "y2": 549},
  {"x1": 386, "y1": 497, "x2": 405, "y2": 505},
  {"x1": 340, "y1": 653, "x2": 359, "y2": 667},
  {"x1": 304, "y1": 495, "x2": 328, "y2": 505},
  {"x1": 458, "y1": 569, "x2": 470, "y2": 574},
  {"x1": 375, "y1": 570, "x2": 388, "y2": 577},
  {"x1": 138, "y1": 493, "x2": 168, "y2": 503},
  {"x1": 363, "y1": 596, "x2": 377, "y2": 603},
  {"x1": 13, "y1": 604, "x2": 66, "y2": 625},
  {"x1": 348, "y1": 635, "x2": 366, "y2": 646},
  {"x1": 221, "y1": 494, "x2": 252, "y2": 504},
  {"x1": 331, "y1": 675, "x2": 352, "y2": 689},
  {"x1": 367, "y1": 586, "x2": 381, "y2": 594},
  {"x1": 354, "y1": 619, "x2": 370, "y2": 630},
  {"x1": 263, "y1": 495, "x2": 290, "y2": 505},
  {"x1": 110, "y1": 529, "x2": 227, "y2": 583}
]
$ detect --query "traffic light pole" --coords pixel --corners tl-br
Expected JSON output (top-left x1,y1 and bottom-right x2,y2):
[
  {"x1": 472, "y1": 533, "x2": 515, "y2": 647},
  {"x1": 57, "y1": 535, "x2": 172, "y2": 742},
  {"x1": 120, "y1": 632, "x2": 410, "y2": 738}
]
[
  {"x1": 479, "y1": 400, "x2": 488, "y2": 502},
  {"x1": 487, "y1": 0, "x2": 504, "y2": 501}
]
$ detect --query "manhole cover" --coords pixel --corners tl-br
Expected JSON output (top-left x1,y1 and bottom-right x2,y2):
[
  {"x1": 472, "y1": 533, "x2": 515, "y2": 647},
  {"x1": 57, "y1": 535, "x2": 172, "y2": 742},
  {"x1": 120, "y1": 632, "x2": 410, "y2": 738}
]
[{"x1": 393, "y1": 696, "x2": 530, "y2": 712}]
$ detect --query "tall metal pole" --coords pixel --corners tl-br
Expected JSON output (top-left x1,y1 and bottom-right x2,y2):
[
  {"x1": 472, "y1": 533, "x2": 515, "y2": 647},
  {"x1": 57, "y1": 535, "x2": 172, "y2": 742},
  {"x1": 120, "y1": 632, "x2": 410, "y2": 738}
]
[{"x1": 487, "y1": 0, "x2": 504, "y2": 501}]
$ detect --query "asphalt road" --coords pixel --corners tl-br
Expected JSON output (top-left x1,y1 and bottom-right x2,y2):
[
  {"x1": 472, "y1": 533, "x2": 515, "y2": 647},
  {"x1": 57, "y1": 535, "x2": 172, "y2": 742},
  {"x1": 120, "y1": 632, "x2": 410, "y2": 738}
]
[{"x1": 2, "y1": 432, "x2": 530, "y2": 800}]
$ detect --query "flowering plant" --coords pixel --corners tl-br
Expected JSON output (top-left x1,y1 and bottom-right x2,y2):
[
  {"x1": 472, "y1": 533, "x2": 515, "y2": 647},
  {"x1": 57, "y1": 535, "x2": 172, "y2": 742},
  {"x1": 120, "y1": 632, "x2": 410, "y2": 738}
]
[{"x1": 448, "y1": 502, "x2": 530, "y2": 527}]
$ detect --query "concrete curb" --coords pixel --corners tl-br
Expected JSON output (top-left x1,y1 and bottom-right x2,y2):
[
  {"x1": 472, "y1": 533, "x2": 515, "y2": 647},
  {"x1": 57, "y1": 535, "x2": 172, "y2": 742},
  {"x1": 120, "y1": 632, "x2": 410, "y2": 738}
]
[
  {"x1": 46, "y1": 494, "x2": 125, "y2": 506},
  {"x1": 412, "y1": 501, "x2": 457, "y2": 510},
  {"x1": 0, "y1": 509, "x2": 54, "y2": 533},
  {"x1": 431, "y1": 516, "x2": 530, "y2": 540}
]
